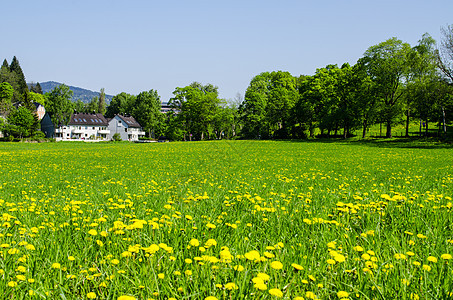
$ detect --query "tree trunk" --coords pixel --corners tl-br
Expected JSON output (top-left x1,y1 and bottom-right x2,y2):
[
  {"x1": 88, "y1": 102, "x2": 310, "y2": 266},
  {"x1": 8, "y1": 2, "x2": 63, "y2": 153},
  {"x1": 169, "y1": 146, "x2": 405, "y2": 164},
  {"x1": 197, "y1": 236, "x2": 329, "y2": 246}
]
[
  {"x1": 425, "y1": 120, "x2": 429, "y2": 136},
  {"x1": 386, "y1": 120, "x2": 392, "y2": 138},
  {"x1": 362, "y1": 119, "x2": 368, "y2": 138},
  {"x1": 442, "y1": 106, "x2": 447, "y2": 135},
  {"x1": 405, "y1": 109, "x2": 410, "y2": 137},
  {"x1": 343, "y1": 124, "x2": 347, "y2": 139},
  {"x1": 419, "y1": 119, "x2": 422, "y2": 137}
]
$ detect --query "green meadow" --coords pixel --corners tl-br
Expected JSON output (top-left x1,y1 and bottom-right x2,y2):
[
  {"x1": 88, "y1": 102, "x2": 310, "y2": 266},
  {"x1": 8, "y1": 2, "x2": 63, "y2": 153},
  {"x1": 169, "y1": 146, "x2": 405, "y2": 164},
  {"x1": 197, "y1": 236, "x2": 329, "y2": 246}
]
[{"x1": 0, "y1": 140, "x2": 452, "y2": 300}]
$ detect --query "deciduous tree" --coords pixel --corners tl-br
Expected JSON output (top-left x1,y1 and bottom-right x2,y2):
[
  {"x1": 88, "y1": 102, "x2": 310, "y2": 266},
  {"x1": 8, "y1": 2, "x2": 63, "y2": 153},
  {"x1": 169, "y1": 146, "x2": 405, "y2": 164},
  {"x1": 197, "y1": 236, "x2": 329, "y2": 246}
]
[
  {"x1": 360, "y1": 38, "x2": 412, "y2": 138},
  {"x1": 45, "y1": 84, "x2": 74, "y2": 126}
]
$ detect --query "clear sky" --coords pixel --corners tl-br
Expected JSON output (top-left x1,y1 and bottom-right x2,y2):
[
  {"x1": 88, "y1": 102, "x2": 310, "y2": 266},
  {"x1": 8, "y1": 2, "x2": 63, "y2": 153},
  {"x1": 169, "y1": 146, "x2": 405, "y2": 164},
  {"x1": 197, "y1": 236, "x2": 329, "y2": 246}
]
[{"x1": 2, "y1": 0, "x2": 452, "y2": 102}]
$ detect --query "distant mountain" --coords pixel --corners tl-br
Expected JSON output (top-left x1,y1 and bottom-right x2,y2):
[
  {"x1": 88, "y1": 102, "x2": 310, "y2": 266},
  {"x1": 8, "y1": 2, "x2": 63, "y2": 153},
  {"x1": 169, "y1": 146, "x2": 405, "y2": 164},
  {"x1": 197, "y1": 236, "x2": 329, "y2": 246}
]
[{"x1": 38, "y1": 81, "x2": 113, "y2": 104}]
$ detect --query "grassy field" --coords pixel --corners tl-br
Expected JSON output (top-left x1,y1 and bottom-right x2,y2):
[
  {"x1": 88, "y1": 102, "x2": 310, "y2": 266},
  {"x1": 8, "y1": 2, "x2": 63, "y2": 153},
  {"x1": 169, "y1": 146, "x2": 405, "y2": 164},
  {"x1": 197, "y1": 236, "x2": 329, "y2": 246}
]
[{"x1": 0, "y1": 140, "x2": 452, "y2": 299}]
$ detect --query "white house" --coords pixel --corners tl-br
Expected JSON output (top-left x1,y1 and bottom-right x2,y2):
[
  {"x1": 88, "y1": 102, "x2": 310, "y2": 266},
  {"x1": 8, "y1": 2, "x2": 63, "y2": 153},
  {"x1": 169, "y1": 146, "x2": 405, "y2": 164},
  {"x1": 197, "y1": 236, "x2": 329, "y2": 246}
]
[
  {"x1": 43, "y1": 112, "x2": 110, "y2": 141},
  {"x1": 108, "y1": 114, "x2": 145, "y2": 141}
]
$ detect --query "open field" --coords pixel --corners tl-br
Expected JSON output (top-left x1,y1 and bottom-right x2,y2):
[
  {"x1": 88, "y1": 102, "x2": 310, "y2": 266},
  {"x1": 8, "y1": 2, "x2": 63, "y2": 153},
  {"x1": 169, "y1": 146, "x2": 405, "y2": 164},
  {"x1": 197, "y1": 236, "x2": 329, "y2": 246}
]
[{"x1": 0, "y1": 140, "x2": 452, "y2": 299}]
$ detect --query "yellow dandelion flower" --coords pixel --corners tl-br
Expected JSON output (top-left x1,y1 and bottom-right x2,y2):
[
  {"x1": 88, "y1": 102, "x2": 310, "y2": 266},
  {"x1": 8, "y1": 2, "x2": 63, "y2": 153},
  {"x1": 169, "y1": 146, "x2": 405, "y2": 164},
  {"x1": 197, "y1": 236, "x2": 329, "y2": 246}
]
[
  {"x1": 441, "y1": 254, "x2": 452, "y2": 260},
  {"x1": 427, "y1": 256, "x2": 438, "y2": 263},
  {"x1": 257, "y1": 272, "x2": 270, "y2": 281},
  {"x1": 254, "y1": 282, "x2": 267, "y2": 290},
  {"x1": 51, "y1": 263, "x2": 61, "y2": 269},
  {"x1": 305, "y1": 291, "x2": 318, "y2": 299},
  {"x1": 269, "y1": 288, "x2": 283, "y2": 297},
  {"x1": 118, "y1": 296, "x2": 137, "y2": 300},
  {"x1": 189, "y1": 239, "x2": 200, "y2": 247},
  {"x1": 206, "y1": 223, "x2": 216, "y2": 229},
  {"x1": 233, "y1": 265, "x2": 244, "y2": 271},
  {"x1": 270, "y1": 261, "x2": 283, "y2": 270},
  {"x1": 337, "y1": 291, "x2": 349, "y2": 298},
  {"x1": 334, "y1": 254, "x2": 345, "y2": 263},
  {"x1": 353, "y1": 246, "x2": 364, "y2": 252},
  {"x1": 224, "y1": 282, "x2": 238, "y2": 290},
  {"x1": 422, "y1": 264, "x2": 432, "y2": 271}
]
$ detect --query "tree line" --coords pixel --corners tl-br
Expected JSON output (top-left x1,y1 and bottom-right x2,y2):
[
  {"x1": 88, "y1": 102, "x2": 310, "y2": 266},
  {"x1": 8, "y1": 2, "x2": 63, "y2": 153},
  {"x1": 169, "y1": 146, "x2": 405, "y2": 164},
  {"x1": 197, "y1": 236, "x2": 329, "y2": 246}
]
[{"x1": 1, "y1": 26, "x2": 453, "y2": 140}]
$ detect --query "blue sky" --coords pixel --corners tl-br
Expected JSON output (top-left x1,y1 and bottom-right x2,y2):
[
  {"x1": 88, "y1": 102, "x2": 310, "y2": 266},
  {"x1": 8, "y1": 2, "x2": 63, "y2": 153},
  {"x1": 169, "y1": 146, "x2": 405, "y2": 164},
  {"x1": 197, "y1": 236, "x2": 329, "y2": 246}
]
[{"x1": 2, "y1": 0, "x2": 452, "y2": 102}]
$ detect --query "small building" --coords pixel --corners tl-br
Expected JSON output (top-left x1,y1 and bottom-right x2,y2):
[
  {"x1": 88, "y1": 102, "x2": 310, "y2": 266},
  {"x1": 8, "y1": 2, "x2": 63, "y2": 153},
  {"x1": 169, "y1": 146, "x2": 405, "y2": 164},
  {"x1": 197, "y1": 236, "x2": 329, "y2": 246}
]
[
  {"x1": 42, "y1": 112, "x2": 110, "y2": 141},
  {"x1": 33, "y1": 102, "x2": 46, "y2": 120},
  {"x1": 108, "y1": 114, "x2": 145, "y2": 141}
]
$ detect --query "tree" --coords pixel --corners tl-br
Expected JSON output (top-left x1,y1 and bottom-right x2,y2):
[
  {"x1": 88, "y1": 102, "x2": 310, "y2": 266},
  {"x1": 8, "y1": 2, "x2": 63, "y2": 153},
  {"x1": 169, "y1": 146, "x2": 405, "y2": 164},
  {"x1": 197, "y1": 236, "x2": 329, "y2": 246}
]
[
  {"x1": 45, "y1": 84, "x2": 74, "y2": 126},
  {"x1": 6, "y1": 106, "x2": 37, "y2": 138},
  {"x1": 0, "y1": 82, "x2": 14, "y2": 115},
  {"x1": 436, "y1": 24, "x2": 453, "y2": 82},
  {"x1": 9, "y1": 56, "x2": 28, "y2": 95},
  {"x1": 405, "y1": 33, "x2": 438, "y2": 136},
  {"x1": 360, "y1": 38, "x2": 412, "y2": 138},
  {"x1": 239, "y1": 72, "x2": 271, "y2": 138},
  {"x1": 29, "y1": 82, "x2": 43, "y2": 94},
  {"x1": 0, "y1": 59, "x2": 10, "y2": 82},
  {"x1": 0, "y1": 58, "x2": 23, "y2": 104},
  {"x1": 105, "y1": 92, "x2": 136, "y2": 118},
  {"x1": 28, "y1": 91, "x2": 46, "y2": 106},
  {"x1": 73, "y1": 99, "x2": 86, "y2": 113},
  {"x1": 170, "y1": 82, "x2": 222, "y2": 140},
  {"x1": 133, "y1": 90, "x2": 163, "y2": 138},
  {"x1": 86, "y1": 96, "x2": 99, "y2": 113},
  {"x1": 98, "y1": 88, "x2": 106, "y2": 115},
  {"x1": 266, "y1": 71, "x2": 299, "y2": 138}
]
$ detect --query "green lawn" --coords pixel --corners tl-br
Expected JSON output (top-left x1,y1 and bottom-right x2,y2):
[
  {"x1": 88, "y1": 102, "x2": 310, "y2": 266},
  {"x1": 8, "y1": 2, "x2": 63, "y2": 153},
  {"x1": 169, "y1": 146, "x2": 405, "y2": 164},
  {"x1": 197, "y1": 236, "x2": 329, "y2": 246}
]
[{"x1": 0, "y1": 140, "x2": 452, "y2": 299}]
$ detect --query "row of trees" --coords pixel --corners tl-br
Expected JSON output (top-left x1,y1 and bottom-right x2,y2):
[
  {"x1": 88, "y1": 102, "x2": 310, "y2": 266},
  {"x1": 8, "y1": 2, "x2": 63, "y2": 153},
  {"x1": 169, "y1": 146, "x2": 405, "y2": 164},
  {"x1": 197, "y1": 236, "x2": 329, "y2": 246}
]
[
  {"x1": 2, "y1": 25, "x2": 453, "y2": 141},
  {"x1": 240, "y1": 33, "x2": 453, "y2": 139}
]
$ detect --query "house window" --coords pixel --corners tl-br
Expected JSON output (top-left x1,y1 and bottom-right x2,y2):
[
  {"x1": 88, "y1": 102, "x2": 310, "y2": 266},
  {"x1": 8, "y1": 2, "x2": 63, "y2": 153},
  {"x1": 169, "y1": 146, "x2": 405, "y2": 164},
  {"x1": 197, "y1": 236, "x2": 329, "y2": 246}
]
[
  {"x1": 93, "y1": 127, "x2": 95, "y2": 130},
  {"x1": 125, "y1": 128, "x2": 127, "y2": 132}
]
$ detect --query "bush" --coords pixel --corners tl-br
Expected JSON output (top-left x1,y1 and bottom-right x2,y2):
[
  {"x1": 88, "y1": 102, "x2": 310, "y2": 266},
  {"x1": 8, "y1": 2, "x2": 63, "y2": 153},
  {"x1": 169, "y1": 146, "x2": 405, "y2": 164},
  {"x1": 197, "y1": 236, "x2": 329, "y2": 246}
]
[
  {"x1": 32, "y1": 131, "x2": 46, "y2": 140},
  {"x1": 112, "y1": 133, "x2": 122, "y2": 141}
]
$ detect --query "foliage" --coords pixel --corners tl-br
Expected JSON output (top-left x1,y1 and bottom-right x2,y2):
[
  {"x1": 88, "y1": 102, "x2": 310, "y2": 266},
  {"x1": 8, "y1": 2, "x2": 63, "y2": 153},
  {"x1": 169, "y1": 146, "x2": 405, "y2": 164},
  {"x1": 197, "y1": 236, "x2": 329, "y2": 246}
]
[
  {"x1": 86, "y1": 96, "x2": 99, "y2": 113},
  {"x1": 99, "y1": 88, "x2": 106, "y2": 115},
  {"x1": 6, "y1": 106, "x2": 37, "y2": 138},
  {"x1": 28, "y1": 91, "x2": 46, "y2": 106},
  {"x1": 45, "y1": 84, "x2": 74, "y2": 126},
  {"x1": 105, "y1": 92, "x2": 136, "y2": 118},
  {"x1": 169, "y1": 82, "x2": 225, "y2": 140},
  {"x1": 29, "y1": 82, "x2": 43, "y2": 94},
  {"x1": 111, "y1": 132, "x2": 121, "y2": 141},
  {"x1": 133, "y1": 90, "x2": 163, "y2": 138},
  {"x1": 0, "y1": 82, "x2": 14, "y2": 115},
  {"x1": 359, "y1": 37, "x2": 412, "y2": 138},
  {"x1": 436, "y1": 24, "x2": 453, "y2": 82}
]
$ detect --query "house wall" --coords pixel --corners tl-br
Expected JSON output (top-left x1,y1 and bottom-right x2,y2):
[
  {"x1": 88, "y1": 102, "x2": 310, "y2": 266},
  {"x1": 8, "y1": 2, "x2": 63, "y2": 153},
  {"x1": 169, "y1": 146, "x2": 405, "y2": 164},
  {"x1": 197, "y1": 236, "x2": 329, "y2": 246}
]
[
  {"x1": 108, "y1": 116, "x2": 129, "y2": 141},
  {"x1": 41, "y1": 114, "x2": 54, "y2": 138},
  {"x1": 58, "y1": 125, "x2": 110, "y2": 140},
  {"x1": 108, "y1": 116, "x2": 145, "y2": 141}
]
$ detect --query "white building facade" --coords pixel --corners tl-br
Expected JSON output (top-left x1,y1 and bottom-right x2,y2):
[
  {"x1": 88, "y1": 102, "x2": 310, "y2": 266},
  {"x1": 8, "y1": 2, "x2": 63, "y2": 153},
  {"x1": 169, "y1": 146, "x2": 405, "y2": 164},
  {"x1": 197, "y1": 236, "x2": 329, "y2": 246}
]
[
  {"x1": 53, "y1": 113, "x2": 110, "y2": 141},
  {"x1": 108, "y1": 115, "x2": 145, "y2": 141}
]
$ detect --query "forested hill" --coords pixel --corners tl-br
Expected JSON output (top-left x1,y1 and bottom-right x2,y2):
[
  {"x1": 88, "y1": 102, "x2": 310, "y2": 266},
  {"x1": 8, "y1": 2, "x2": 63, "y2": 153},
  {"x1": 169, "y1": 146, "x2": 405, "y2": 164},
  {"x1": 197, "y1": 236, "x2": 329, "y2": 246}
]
[{"x1": 39, "y1": 81, "x2": 113, "y2": 104}]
